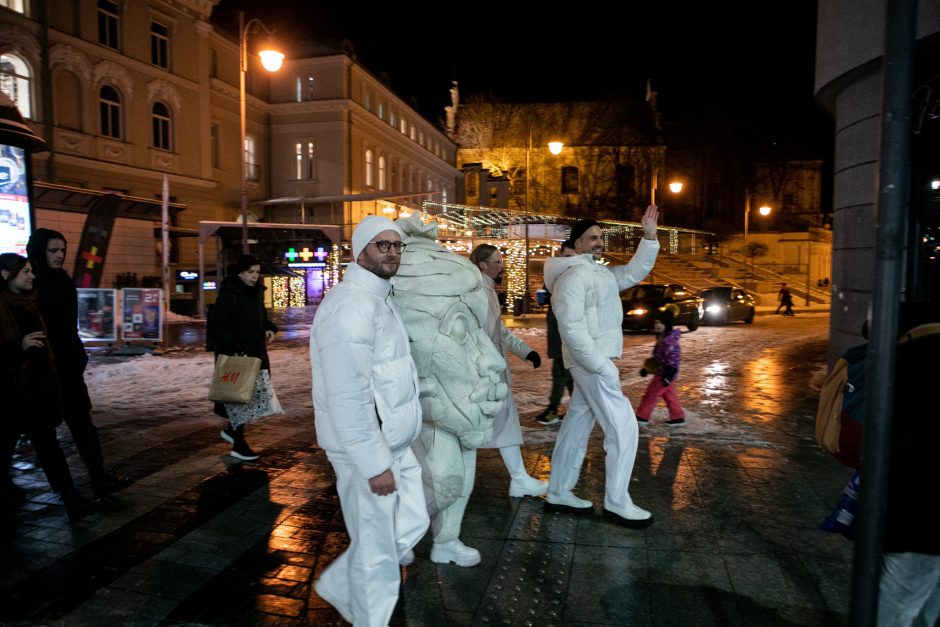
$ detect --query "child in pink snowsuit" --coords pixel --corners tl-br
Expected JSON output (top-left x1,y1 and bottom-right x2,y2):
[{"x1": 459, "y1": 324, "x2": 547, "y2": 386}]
[{"x1": 636, "y1": 307, "x2": 685, "y2": 427}]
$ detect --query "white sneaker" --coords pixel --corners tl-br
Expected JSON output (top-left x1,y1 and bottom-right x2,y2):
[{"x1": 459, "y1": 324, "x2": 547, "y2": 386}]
[
  {"x1": 509, "y1": 476, "x2": 548, "y2": 498},
  {"x1": 314, "y1": 577, "x2": 353, "y2": 623},
  {"x1": 544, "y1": 491, "x2": 593, "y2": 513},
  {"x1": 399, "y1": 549, "x2": 415, "y2": 566},
  {"x1": 603, "y1": 502, "x2": 654, "y2": 529},
  {"x1": 430, "y1": 540, "x2": 481, "y2": 567}
]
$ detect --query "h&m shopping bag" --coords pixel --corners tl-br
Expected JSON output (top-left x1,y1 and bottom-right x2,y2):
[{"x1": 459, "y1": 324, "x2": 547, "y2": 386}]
[
  {"x1": 224, "y1": 369, "x2": 284, "y2": 426},
  {"x1": 208, "y1": 354, "x2": 261, "y2": 403}
]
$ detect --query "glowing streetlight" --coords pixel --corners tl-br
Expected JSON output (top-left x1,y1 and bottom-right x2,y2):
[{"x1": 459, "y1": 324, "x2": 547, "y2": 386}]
[
  {"x1": 743, "y1": 188, "x2": 772, "y2": 254},
  {"x1": 239, "y1": 11, "x2": 283, "y2": 254},
  {"x1": 521, "y1": 131, "x2": 562, "y2": 314},
  {"x1": 548, "y1": 141, "x2": 564, "y2": 155},
  {"x1": 668, "y1": 180, "x2": 684, "y2": 194}
]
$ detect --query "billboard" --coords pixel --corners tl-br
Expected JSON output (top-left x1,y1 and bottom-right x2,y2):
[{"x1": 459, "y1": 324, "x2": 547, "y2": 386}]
[
  {"x1": 121, "y1": 288, "x2": 163, "y2": 341},
  {"x1": 77, "y1": 288, "x2": 117, "y2": 342},
  {"x1": 0, "y1": 143, "x2": 31, "y2": 255}
]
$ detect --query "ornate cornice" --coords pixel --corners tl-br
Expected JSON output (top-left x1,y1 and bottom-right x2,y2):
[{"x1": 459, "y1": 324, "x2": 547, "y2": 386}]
[
  {"x1": 0, "y1": 24, "x2": 40, "y2": 69},
  {"x1": 93, "y1": 60, "x2": 134, "y2": 98},
  {"x1": 49, "y1": 45, "x2": 93, "y2": 84},
  {"x1": 148, "y1": 79, "x2": 181, "y2": 112}
]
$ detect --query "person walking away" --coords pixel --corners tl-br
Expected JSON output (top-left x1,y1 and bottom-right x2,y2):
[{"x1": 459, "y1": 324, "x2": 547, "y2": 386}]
[
  {"x1": 635, "y1": 306, "x2": 686, "y2": 427},
  {"x1": 25, "y1": 229, "x2": 128, "y2": 499},
  {"x1": 536, "y1": 240, "x2": 576, "y2": 426},
  {"x1": 542, "y1": 208, "x2": 660, "y2": 528},
  {"x1": 206, "y1": 254, "x2": 277, "y2": 461},
  {"x1": 0, "y1": 253, "x2": 96, "y2": 520},
  {"x1": 776, "y1": 282, "x2": 795, "y2": 316},
  {"x1": 470, "y1": 244, "x2": 547, "y2": 499},
  {"x1": 310, "y1": 216, "x2": 428, "y2": 627},
  {"x1": 876, "y1": 302, "x2": 940, "y2": 627}
]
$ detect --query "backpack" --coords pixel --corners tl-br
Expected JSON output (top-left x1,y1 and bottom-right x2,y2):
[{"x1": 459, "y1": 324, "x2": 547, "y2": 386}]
[
  {"x1": 815, "y1": 322, "x2": 940, "y2": 467},
  {"x1": 815, "y1": 344, "x2": 866, "y2": 467}
]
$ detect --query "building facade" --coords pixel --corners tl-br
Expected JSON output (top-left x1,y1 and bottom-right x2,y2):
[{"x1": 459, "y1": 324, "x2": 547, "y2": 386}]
[
  {"x1": 0, "y1": 0, "x2": 458, "y2": 313},
  {"x1": 815, "y1": 0, "x2": 940, "y2": 361}
]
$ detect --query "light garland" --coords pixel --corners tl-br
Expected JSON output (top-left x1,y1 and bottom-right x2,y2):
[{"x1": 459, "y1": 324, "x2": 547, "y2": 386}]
[
  {"x1": 504, "y1": 240, "x2": 526, "y2": 313},
  {"x1": 271, "y1": 277, "x2": 289, "y2": 308},
  {"x1": 326, "y1": 244, "x2": 341, "y2": 291},
  {"x1": 289, "y1": 276, "x2": 306, "y2": 307}
]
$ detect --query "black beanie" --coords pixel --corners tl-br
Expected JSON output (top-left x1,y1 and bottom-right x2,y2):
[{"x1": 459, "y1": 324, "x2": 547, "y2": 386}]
[
  {"x1": 569, "y1": 219, "x2": 600, "y2": 244},
  {"x1": 656, "y1": 306, "x2": 676, "y2": 333}
]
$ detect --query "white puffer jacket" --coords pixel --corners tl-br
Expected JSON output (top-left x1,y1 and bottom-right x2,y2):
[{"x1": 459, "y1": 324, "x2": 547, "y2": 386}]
[
  {"x1": 543, "y1": 238, "x2": 659, "y2": 373},
  {"x1": 310, "y1": 263, "x2": 422, "y2": 480}
]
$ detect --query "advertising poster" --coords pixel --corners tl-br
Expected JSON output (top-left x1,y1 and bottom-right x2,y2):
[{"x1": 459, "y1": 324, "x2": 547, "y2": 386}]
[
  {"x1": 122, "y1": 288, "x2": 163, "y2": 341},
  {"x1": 77, "y1": 288, "x2": 117, "y2": 342},
  {"x1": 0, "y1": 143, "x2": 31, "y2": 255}
]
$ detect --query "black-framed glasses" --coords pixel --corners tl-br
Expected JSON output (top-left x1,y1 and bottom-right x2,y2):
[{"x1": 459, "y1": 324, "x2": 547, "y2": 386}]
[{"x1": 373, "y1": 240, "x2": 407, "y2": 253}]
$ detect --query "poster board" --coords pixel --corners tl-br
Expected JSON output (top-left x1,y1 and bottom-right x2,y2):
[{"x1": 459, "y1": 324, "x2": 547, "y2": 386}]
[
  {"x1": 0, "y1": 143, "x2": 32, "y2": 255},
  {"x1": 77, "y1": 288, "x2": 117, "y2": 342},
  {"x1": 121, "y1": 288, "x2": 163, "y2": 341}
]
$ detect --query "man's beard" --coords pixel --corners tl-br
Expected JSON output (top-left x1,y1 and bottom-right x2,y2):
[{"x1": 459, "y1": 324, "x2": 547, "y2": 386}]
[
  {"x1": 494, "y1": 271, "x2": 503, "y2": 285},
  {"x1": 360, "y1": 254, "x2": 399, "y2": 279}
]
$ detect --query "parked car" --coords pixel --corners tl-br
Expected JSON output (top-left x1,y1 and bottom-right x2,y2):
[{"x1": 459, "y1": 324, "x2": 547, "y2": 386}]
[
  {"x1": 699, "y1": 286, "x2": 756, "y2": 325},
  {"x1": 621, "y1": 283, "x2": 702, "y2": 332}
]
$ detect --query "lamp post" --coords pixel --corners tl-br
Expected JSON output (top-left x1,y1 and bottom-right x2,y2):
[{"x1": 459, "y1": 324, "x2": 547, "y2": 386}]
[
  {"x1": 239, "y1": 10, "x2": 283, "y2": 254},
  {"x1": 743, "y1": 188, "x2": 772, "y2": 269}
]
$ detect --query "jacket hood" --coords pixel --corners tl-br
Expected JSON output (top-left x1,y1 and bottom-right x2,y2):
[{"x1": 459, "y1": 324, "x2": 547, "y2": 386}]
[
  {"x1": 26, "y1": 228, "x2": 67, "y2": 277},
  {"x1": 543, "y1": 254, "x2": 591, "y2": 292}
]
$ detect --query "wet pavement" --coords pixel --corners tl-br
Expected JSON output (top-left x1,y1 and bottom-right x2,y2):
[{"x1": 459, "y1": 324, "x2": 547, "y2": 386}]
[{"x1": 1, "y1": 310, "x2": 854, "y2": 626}]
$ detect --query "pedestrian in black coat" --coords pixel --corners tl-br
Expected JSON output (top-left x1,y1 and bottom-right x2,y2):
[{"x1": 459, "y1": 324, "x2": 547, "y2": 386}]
[
  {"x1": 207, "y1": 254, "x2": 278, "y2": 461},
  {"x1": 0, "y1": 253, "x2": 97, "y2": 520},
  {"x1": 26, "y1": 228, "x2": 128, "y2": 498},
  {"x1": 536, "y1": 240, "x2": 575, "y2": 426}
]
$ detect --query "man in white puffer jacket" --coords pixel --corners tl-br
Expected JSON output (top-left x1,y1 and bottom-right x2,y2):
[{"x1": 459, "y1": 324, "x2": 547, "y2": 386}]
[
  {"x1": 542, "y1": 206, "x2": 660, "y2": 528},
  {"x1": 310, "y1": 216, "x2": 429, "y2": 627}
]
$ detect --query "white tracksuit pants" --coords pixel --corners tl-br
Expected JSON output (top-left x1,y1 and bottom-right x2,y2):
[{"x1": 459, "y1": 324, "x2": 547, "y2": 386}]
[
  {"x1": 317, "y1": 448, "x2": 429, "y2": 627},
  {"x1": 411, "y1": 426, "x2": 476, "y2": 544},
  {"x1": 547, "y1": 360, "x2": 640, "y2": 510}
]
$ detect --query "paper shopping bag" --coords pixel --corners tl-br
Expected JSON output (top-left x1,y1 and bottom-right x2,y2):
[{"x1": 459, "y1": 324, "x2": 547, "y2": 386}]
[{"x1": 208, "y1": 354, "x2": 261, "y2": 403}]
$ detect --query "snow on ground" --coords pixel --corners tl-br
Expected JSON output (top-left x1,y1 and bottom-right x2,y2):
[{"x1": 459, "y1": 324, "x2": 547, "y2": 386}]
[{"x1": 86, "y1": 314, "x2": 831, "y2": 451}]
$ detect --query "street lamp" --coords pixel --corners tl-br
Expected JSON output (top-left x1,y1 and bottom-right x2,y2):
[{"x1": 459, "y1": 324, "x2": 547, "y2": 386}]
[
  {"x1": 521, "y1": 124, "x2": 562, "y2": 314},
  {"x1": 743, "y1": 188, "x2": 772, "y2": 259},
  {"x1": 239, "y1": 10, "x2": 283, "y2": 254}
]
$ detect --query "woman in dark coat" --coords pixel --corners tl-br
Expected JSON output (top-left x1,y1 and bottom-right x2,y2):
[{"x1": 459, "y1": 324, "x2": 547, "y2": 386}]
[
  {"x1": 25, "y1": 228, "x2": 127, "y2": 498},
  {"x1": 207, "y1": 254, "x2": 277, "y2": 461},
  {"x1": 0, "y1": 253, "x2": 96, "y2": 520}
]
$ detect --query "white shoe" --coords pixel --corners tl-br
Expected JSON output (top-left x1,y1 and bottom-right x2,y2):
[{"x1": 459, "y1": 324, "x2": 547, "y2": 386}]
[
  {"x1": 603, "y1": 502, "x2": 654, "y2": 529},
  {"x1": 399, "y1": 549, "x2": 415, "y2": 566},
  {"x1": 509, "y1": 476, "x2": 548, "y2": 498},
  {"x1": 315, "y1": 577, "x2": 353, "y2": 623},
  {"x1": 544, "y1": 491, "x2": 593, "y2": 514},
  {"x1": 430, "y1": 540, "x2": 481, "y2": 567}
]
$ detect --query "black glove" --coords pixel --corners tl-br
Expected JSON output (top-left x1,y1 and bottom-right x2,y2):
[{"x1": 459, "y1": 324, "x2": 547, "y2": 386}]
[
  {"x1": 662, "y1": 365, "x2": 678, "y2": 387},
  {"x1": 526, "y1": 351, "x2": 541, "y2": 369},
  {"x1": 639, "y1": 368, "x2": 649, "y2": 377}
]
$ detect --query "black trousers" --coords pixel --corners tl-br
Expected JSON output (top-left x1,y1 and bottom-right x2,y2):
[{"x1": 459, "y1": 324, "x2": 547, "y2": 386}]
[
  {"x1": 547, "y1": 357, "x2": 574, "y2": 411},
  {"x1": 3, "y1": 422, "x2": 75, "y2": 494},
  {"x1": 59, "y1": 370, "x2": 106, "y2": 479}
]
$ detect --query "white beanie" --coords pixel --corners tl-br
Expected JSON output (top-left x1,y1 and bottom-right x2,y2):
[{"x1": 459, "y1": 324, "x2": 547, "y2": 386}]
[{"x1": 351, "y1": 215, "x2": 405, "y2": 259}]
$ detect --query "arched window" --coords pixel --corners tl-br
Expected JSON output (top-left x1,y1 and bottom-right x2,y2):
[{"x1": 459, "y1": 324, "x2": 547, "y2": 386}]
[
  {"x1": 466, "y1": 171, "x2": 479, "y2": 199},
  {"x1": 151, "y1": 101, "x2": 171, "y2": 150},
  {"x1": 364, "y1": 149, "x2": 374, "y2": 187},
  {"x1": 562, "y1": 166, "x2": 580, "y2": 194},
  {"x1": 99, "y1": 85, "x2": 122, "y2": 139},
  {"x1": 0, "y1": 53, "x2": 32, "y2": 119},
  {"x1": 378, "y1": 155, "x2": 386, "y2": 190}
]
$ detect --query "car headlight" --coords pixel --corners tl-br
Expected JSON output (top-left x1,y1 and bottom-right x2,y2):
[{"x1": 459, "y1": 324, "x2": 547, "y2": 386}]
[
  {"x1": 626, "y1": 308, "x2": 647, "y2": 316},
  {"x1": 705, "y1": 304, "x2": 724, "y2": 314}
]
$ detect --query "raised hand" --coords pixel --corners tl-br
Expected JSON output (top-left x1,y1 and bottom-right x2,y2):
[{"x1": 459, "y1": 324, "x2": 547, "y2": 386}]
[{"x1": 641, "y1": 205, "x2": 660, "y2": 240}]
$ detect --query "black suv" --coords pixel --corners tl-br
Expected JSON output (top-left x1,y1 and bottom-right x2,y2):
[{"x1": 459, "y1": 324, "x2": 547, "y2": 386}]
[{"x1": 621, "y1": 283, "x2": 702, "y2": 332}]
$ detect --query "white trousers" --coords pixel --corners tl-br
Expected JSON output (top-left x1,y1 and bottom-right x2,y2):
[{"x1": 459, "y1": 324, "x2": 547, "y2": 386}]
[
  {"x1": 878, "y1": 552, "x2": 940, "y2": 627},
  {"x1": 411, "y1": 426, "x2": 476, "y2": 544},
  {"x1": 547, "y1": 360, "x2": 640, "y2": 510},
  {"x1": 317, "y1": 448, "x2": 429, "y2": 627}
]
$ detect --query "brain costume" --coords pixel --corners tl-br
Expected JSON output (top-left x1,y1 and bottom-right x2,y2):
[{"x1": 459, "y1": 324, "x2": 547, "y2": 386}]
[{"x1": 391, "y1": 214, "x2": 507, "y2": 563}]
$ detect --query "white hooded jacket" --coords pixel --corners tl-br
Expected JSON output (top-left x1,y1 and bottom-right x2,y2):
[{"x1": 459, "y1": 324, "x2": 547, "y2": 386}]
[
  {"x1": 543, "y1": 238, "x2": 659, "y2": 373},
  {"x1": 310, "y1": 263, "x2": 423, "y2": 480}
]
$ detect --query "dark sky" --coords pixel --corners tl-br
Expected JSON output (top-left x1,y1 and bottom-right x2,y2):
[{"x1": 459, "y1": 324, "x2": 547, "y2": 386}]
[{"x1": 212, "y1": 1, "x2": 831, "y2": 153}]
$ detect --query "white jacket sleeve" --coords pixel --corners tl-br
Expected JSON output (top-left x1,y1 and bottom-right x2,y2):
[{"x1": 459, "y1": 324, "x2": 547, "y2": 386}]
[
  {"x1": 313, "y1": 304, "x2": 393, "y2": 480},
  {"x1": 611, "y1": 238, "x2": 660, "y2": 291},
  {"x1": 500, "y1": 323, "x2": 533, "y2": 361},
  {"x1": 553, "y1": 268, "x2": 607, "y2": 373}
]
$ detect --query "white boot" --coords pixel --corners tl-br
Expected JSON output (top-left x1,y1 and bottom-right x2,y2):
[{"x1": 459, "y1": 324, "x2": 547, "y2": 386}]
[
  {"x1": 603, "y1": 501, "x2": 654, "y2": 529},
  {"x1": 430, "y1": 539, "x2": 481, "y2": 567},
  {"x1": 544, "y1": 491, "x2": 593, "y2": 513},
  {"x1": 509, "y1": 475, "x2": 548, "y2": 497}
]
